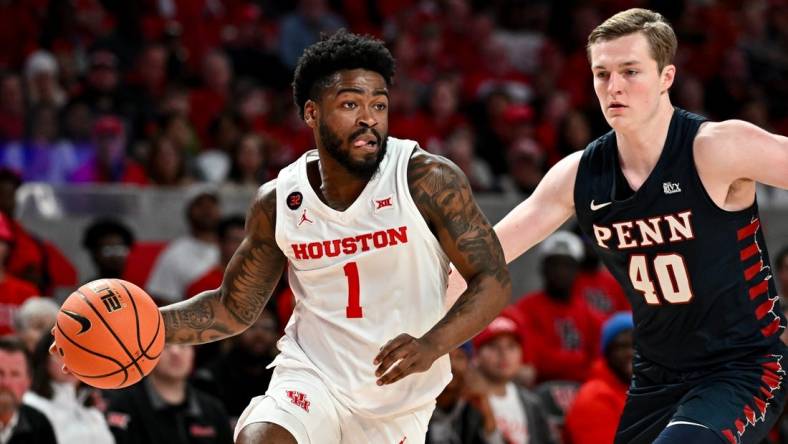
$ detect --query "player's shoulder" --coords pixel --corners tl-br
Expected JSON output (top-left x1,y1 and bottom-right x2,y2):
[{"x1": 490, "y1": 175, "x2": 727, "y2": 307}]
[
  {"x1": 580, "y1": 130, "x2": 616, "y2": 160},
  {"x1": 693, "y1": 119, "x2": 768, "y2": 168},
  {"x1": 695, "y1": 119, "x2": 761, "y2": 149},
  {"x1": 406, "y1": 147, "x2": 467, "y2": 188},
  {"x1": 247, "y1": 179, "x2": 278, "y2": 233}
]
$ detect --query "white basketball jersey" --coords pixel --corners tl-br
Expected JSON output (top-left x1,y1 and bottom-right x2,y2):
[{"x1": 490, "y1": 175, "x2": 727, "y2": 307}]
[{"x1": 272, "y1": 137, "x2": 452, "y2": 418}]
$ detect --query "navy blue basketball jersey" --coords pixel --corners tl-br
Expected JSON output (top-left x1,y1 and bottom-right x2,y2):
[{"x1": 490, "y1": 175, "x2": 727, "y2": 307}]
[{"x1": 574, "y1": 108, "x2": 785, "y2": 370}]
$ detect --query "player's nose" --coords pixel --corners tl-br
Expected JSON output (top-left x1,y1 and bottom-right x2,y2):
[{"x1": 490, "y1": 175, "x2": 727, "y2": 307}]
[
  {"x1": 607, "y1": 72, "x2": 623, "y2": 95},
  {"x1": 356, "y1": 107, "x2": 378, "y2": 128}
]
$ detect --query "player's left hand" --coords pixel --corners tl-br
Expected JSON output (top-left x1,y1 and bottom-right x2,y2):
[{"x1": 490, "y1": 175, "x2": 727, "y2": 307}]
[{"x1": 373, "y1": 333, "x2": 440, "y2": 386}]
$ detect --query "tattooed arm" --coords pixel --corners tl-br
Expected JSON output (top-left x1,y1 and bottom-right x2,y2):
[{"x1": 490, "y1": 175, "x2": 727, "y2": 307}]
[
  {"x1": 374, "y1": 149, "x2": 511, "y2": 385},
  {"x1": 161, "y1": 181, "x2": 287, "y2": 344}
]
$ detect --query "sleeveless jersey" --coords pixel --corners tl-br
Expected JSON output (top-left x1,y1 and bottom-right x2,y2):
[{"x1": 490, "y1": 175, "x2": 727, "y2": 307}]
[
  {"x1": 574, "y1": 108, "x2": 785, "y2": 371},
  {"x1": 272, "y1": 137, "x2": 452, "y2": 417}
]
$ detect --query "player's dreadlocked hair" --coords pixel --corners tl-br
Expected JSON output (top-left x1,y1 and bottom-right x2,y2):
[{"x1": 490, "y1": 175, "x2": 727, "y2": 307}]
[{"x1": 293, "y1": 29, "x2": 395, "y2": 119}]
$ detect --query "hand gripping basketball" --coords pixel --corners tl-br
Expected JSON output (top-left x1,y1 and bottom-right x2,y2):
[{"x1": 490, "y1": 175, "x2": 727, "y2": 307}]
[{"x1": 50, "y1": 278, "x2": 165, "y2": 389}]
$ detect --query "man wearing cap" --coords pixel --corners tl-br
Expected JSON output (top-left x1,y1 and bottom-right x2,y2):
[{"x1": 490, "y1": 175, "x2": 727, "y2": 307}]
[
  {"x1": 0, "y1": 213, "x2": 38, "y2": 336},
  {"x1": 473, "y1": 315, "x2": 554, "y2": 444},
  {"x1": 146, "y1": 187, "x2": 221, "y2": 303},
  {"x1": 565, "y1": 312, "x2": 634, "y2": 444},
  {"x1": 69, "y1": 116, "x2": 147, "y2": 184},
  {"x1": 512, "y1": 231, "x2": 600, "y2": 383}
]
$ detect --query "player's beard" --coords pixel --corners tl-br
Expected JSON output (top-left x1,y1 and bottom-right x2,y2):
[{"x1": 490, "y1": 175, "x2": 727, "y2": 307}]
[{"x1": 319, "y1": 121, "x2": 387, "y2": 181}]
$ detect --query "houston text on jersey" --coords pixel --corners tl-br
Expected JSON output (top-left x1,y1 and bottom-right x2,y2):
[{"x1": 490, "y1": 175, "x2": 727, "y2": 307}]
[{"x1": 291, "y1": 226, "x2": 409, "y2": 260}]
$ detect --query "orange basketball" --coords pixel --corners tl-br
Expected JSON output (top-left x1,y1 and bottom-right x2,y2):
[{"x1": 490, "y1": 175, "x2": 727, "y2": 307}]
[{"x1": 53, "y1": 278, "x2": 165, "y2": 389}]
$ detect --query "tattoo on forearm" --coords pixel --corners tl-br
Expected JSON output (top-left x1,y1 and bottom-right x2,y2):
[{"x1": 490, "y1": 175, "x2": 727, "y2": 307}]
[{"x1": 162, "y1": 183, "x2": 286, "y2": 345}]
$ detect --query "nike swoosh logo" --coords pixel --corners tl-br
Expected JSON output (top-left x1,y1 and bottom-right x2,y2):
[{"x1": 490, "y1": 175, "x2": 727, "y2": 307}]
[
  {"x1": 590, "y1": 200, "x2": 613, "y2": 211},
  {"x1": 62, "y1": 310, "x2": 91, "y2": 334}
]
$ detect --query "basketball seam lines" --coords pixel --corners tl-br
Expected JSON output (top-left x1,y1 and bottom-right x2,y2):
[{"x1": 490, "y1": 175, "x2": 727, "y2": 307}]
[
  {"x1": 119, "y1": 281, "x2": 162, "y2": 361},
  {"x1": 55, "y1": 320, "x2": 129, "y2": 385},
  {"x1": 76, "y1": 289, "x2": 145, "y2": 378}
]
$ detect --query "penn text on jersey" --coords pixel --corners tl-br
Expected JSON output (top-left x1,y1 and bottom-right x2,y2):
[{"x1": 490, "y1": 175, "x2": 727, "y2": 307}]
[{"x1": 592, "y1": 210, "x2": 694, "y2": 250}]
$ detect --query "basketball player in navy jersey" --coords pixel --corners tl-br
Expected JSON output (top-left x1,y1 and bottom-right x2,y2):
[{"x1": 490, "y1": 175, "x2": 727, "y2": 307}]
[
  {"x1": 447, "y1": 8, "x2": 788, "y2": 444},
  {"x1": 152, "y1": 31, "x2": 511, "y2": 444}
]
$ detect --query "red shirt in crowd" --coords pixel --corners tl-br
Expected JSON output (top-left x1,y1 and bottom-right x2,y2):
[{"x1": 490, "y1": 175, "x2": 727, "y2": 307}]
[
  {"x1": 0, "y1": 274, "x2": 39, "y2": 335},
  {"x1": 573, "y1": 269, "x2": 630, "y2": 322},
  {"x1": 184, "y1": 266, "x2": 223, "y2": 299},
  {"x1": 513, "y1": 290, "x2": 600, "y2": 383},
  {"x1": 564, "y1": 359, "x2": 629, "y2": 444}
]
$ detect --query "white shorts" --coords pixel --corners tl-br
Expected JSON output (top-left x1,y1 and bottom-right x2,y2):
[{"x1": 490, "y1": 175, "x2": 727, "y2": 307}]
[{"x1": 234, "y1": 366, "x2": 435, "y2": 444}]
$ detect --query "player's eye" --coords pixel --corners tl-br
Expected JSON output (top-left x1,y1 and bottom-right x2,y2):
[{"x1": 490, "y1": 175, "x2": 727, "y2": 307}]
[
  {"x1": 625, "y1": 70, "x2": 638, "y2": 76},
  {"x1": 342, "y1": 101, "x2": 357, "y2": 109},
  {"x1": 373, "y1": 103, "x2": 387, "y2": 111},
  {"x1": 595, "y1": 71, "x2": 609, "y2": 79}
]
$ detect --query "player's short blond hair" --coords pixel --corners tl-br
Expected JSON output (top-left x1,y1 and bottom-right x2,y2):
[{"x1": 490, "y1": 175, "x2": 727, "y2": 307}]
[{"x1": 587, "y1": 8, "x2": 677, "y2": 72}]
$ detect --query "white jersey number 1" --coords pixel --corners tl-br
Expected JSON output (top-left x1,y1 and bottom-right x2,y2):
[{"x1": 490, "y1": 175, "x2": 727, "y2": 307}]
[{"x1": 343, "y1": 262, "x2": 363, "y2": 318}]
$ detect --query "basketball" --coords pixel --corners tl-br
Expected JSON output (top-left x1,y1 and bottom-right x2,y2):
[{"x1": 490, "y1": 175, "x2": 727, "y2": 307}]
[{"x1": 53, "y1": 278, "x2": 165, "y2": 389}]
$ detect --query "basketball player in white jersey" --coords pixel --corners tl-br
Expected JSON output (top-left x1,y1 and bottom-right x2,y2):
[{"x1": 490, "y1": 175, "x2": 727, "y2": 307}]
[{"x1": 159, "y1": 31, "x2": 511, "y2": 443}]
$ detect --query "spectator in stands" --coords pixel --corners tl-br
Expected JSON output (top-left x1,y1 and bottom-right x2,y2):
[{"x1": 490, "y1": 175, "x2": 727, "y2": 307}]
[
  {"x1": 0, "y1": 74, "x2": 25, "y2": 141},
  {"x1": 160, "y1": 113, "x2": 201, "y2": 155},
  {"x1": 82, "y1": 218, "x2": 135, "y2": 281},
  {"x1": 572, "y1": 228, "x2": 629, "y2": 321},
  {"x1": 194, "y1": 112, "x2": 244, "y2": 183},
  {"x1": 554, "y1": 110, "x2": 592, "y2": 160},
  {"x1": 61, "y1": 101, "x2": 96, "y2": 148},
  {"x1": 0, "y1": 338, "x2": 57, "y2": 444},
  {"x1": 472, "y1": 315, "x2": 554, "y2": 444},
  {"x1": 0, "y1": 104, "x2": 82, "y2": 183},
  {"x1": 0, "y1": 168, "x2": 76, "y2": 296},
  {"x1": 185, "y1": 215, "x2": 244, "y2": 299},
  {"x1": 189, "y1": 50, "x2": 233, "y2": 142},
  {"x1": 426, "y1": 343, "x2": 503, "y2": 444},
  {"x1": 443, "y1": 127, "x2": 495, "y2": 193},
  {"x1": 12, "y1": 297, "x2": 58, "y2": 353},
  {"x1": 146, "y1": 187, "x2": 220, "y2": 303},
  {"x1": 564, "y1": 312, "x2": 634, "y2": 444},
  {"x1": 23, "y1": 333, "x2": 114, "y2": 444},
  {"x1": 193, "y1": 306, "x2": 279, "y2": 422},
  {"x1": 24, "y1": 50, "x2": 66, "y2": 109},
  {"x1": 0, "y1": 212, "x2": 38, "y2": 336},
  {"x1": 503, "y1": 137, "x2": 545, "y2": 195},
  {"x1": 146, "y1": 136, "x2": 194, "y2": 187},
  {"x1": 69, "y1": 116, "x2": 147, "y2": 185},
  {"x1": 78, "y1": 49, "x2": 128, "y2": 117},
  {"x1": 106, "y1": 344, "x2": 233, "y2": 444},
  {"x1": 226, "y1": 133, "x2": 270, "y2": 186},
  {"x1": 278, "y1": 0, "x2": 346, "y2": 69},
  {"x1": 512, "y1": 231, "x2": 600, "y2": 383}
]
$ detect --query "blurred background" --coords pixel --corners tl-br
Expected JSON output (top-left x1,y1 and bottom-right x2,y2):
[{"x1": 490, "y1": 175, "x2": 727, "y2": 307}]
[{"x1": 1, "y1": 0, "x2": 787, "y2": 443}]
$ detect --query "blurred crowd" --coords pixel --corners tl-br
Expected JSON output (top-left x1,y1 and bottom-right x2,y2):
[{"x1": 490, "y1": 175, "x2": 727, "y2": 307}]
[
  {"x1": 1, "y1": 0, "x2": 788, "y2": 443},
  {"x1": 0, "y1": 0, "x2": 786, "y2": 193}
]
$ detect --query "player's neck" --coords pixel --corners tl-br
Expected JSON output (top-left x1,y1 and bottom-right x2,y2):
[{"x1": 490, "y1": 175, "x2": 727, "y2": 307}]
[
  {"x1": 309, "y1": 157, "x2": 369, "y2": 211},
  {"x1": 614, "y1": 101, "x2": 674, "y2": 185}
]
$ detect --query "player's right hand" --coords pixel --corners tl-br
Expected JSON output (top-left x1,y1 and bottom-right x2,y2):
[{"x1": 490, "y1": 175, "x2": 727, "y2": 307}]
[{"x1": 48, "y1": 327, "x2": 71, "y2": 374}]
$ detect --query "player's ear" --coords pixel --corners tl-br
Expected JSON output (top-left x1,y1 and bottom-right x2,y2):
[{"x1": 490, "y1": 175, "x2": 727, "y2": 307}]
[
  {"x1": 303, "y1": 100, "x2": 318, "y2": 129},
  {"x1": 660, "y1": 64, "x2": 676, "y2": 94}
]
